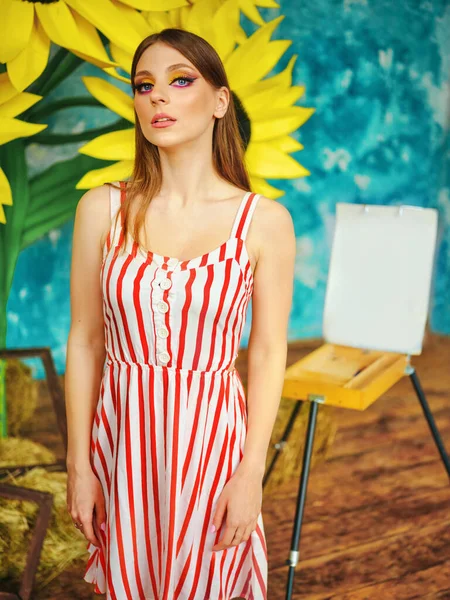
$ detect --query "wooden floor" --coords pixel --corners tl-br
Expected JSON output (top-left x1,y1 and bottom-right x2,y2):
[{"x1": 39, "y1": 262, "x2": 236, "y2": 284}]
[
  {"x1": 2, "y1": 332, "x2": 450, "y2": 599},
  {"x1": 262, "y1": 332, "x2": 450, "y2": 599}
]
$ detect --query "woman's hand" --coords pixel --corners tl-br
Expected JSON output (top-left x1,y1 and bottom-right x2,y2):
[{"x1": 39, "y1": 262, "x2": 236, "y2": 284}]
[
  {"x1": 66, "y1": 465, "x2": 106, "y2": 548},
  {"x1": 211, "y1": 465, "x2": 263, "y2": 552}
]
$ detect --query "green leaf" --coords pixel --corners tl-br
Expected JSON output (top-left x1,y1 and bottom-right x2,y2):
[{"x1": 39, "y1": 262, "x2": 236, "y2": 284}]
[{"x1": 24, "y1": 153, "x2": 114, "y2": 249}]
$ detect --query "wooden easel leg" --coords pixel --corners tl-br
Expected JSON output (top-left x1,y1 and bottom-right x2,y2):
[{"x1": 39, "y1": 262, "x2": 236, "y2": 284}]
[
  {"x1": 408, "y1": 367, "x2": 450, "y2": 480},
  {"x1": 285, "y1": 400, "x2": 320, "y2": 600}
]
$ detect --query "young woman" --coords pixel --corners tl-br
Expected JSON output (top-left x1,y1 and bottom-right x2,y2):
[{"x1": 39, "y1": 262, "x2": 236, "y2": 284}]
[{"x1": 65, "y1": 27, "x2": 295, "y2": 600}]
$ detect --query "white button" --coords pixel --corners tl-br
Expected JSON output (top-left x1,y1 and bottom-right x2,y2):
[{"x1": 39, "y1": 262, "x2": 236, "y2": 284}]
[
  {"x1": 160, "y1": 278, "x2": 172, "y2": 290},
  {"x1": 167, "y1": 258, "x2": 178, "y2": 267},
  {"x1": 157, "y1": 327, "x2": 169, "y2": 338},
  {"x1": 159, "y1": 351, "x2": 170, "y2": 363},
  {"x1": 157, "y1": 301, "x2": 169, "y2": 313}
]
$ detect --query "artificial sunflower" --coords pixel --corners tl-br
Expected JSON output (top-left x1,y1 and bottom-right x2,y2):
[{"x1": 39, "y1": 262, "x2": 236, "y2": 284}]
[
  {"x1": 0, "y1": 0, "x2": 189, "y2": 92},
  {"x1": 224, "y1": 0, "x2": 281, "y2": 43},
  {"x1": 237, "y1": 0, "x2": 280, "y2": 24},
  {"x1": 77, "y1": 4, "x2": 314, "y2": 199},
  {"x1": 0, "y1": 73, "x2": 48, "y2": 223},
  {"x1": 177, "y1": 0, "x2": 281, "y2": 42}
]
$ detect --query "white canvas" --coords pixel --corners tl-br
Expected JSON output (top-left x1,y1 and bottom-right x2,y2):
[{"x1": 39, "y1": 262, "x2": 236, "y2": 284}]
[{"x1": 323, "y1": 203, "x2": 438, "y2": 355}]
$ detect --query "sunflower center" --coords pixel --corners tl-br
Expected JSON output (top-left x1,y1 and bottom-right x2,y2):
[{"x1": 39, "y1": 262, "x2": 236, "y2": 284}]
[
  {"x1": 232, "y1": 91, "x2": 251, "y2": 150},
  {"x1": 22, "y1": 0, "x2": 60, "y2": 4}
]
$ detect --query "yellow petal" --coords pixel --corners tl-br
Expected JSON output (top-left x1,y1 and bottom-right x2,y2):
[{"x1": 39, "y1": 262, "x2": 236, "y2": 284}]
[
  {"x1": 250, "y1": 0, "x2": 279, "y2": 5},
  {"x1": 246, "y1": 141, "x2": 310, "y2": 178},
  {"x1": 78, "y1": 128, "x2": 135, "y2": 160},
  {"x1": 141, "y1": 11, "x2": 175, "y2": 33},
  {"x1": 212, "y1": 0, "x2": 240, "y2": 60},
  {"x1": 109, "y1": 42, "x2": 133, "y2": 74},
  {"x1": 82, "y1": 76, "x2": 134, "y2": 122},
  {"x1": 270, "y1": 86, "x2": 307, "y2": 109},
  {"x1": 70, "y1": 11, "x2": 119, "y2": 67},
  {"x1": 76, "y1": 160, "x2": 134, "y2": 189},
  {"x1": 35, "y1": 1, "x2": 83, "y2": 49},
  {"x1": 101, "y1": 66, "x2": 132, "y2": 83},
  {"x1": 249, "y1": 174, "x2": 284, "y2": 200},
  {"x1": 269, "y1": 135, "x2": 304, "y2": 153},
  {"x1": 184, "y1": 0, "x2": 219, "y2": 41},
  {"x1": 69, "y1": 49, "x2": 115, "y2": 69},
  {"x1": 7, "y1": 19, "x2": 50, "y2": 93},
  {"x1": 0, "y1": 167, "x2": 13, "y2": 225},
  {"x1": 110, "y1": 0, "x2": 153, "y2": 38},
  {"x1": 235, "y1": 23, "x2": 247, "y2": 45},
  {"x1": 244, "y1": 84, "x2": 306, "y2": 115},
  {"x1": 251, "y1": 107, "x2": 315, "y2": 142},
  {"x1": 0, "y1": 117, "x2": 47, "y2": 145},
  {"x1": 0, "y1": 92, "x2": 43, "y2": 119},
  {"x1": 34, "y1": 3, "x2": 116, "y2": 67},
  {"x1": 0, "y1": 0, "x2": 34, "y2": 63},
  {"x1": 0, "y1": 73, "x2": 22, "y2": 104},
  {"x1": 237, "y1": 54, "x2": 297, "y2": 99},
  {"x1": 225, "y1": 16, "x2": 291, "y2": 90},
  {"x1": 232, "y1": 40, "x2": 291, "y2": 90},
  {"x1": 238, "y1": 0, "x2": 266, "y2": 26},
  {"x1": 65, "y1": 0, "x2": 142, "y2": 56},
  {"x1": 119, "y1": 0, "x2": 188, "y2": 8},
  {"x1": 176, "y1": 6, "x2": 193, "y2": 29}
]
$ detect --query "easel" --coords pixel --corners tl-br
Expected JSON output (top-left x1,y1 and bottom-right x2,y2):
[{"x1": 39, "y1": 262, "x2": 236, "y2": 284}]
[{"x1": 263, "y1": 203, "x2": 449, "y2": 599}]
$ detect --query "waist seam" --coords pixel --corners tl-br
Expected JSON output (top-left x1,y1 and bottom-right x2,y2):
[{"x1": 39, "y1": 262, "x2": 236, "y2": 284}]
[{"x1": 105, "y1": 358, "x2": 237, "y2": 375}]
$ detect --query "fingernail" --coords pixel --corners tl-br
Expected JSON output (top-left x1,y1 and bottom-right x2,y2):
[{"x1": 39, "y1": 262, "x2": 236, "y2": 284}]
[
  {"x1": 100, "y1": 522, "x2": 106, "y2": 531},
  {"x1": 210, "y1": 524, "x2": 216, "y2": 533}
]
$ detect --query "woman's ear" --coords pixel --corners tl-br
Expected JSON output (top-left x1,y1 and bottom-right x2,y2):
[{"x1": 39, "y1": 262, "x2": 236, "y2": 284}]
[{"x1": 214, "y1": 86, "x2": 230, "y2": 118}]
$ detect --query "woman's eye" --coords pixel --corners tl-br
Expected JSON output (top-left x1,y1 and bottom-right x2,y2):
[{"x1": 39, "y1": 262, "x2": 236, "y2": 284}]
[
  {"x1": 135, "y1": 76, "x2": 195, "y2": 93},
  {"x1": 136, "y1": 83, "x2": 152, "y2": 93},
  {"x1": 171, "y1": 76, "x2": 195, "y2": 86}
]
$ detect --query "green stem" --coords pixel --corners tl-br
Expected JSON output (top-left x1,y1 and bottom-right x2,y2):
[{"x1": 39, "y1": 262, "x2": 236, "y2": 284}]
[
  {"x1": 0, "y1": 140, "x2": 28, "y2": 438},
  {"x1": 28, "y1": 46, "x2": 69, "y2": 95},
  {"x1": 25, "y1": 97, "x2": 104, "y2": 122},
  {"x1": 28, "y1": 47, "x2": 83, "y2": 98},
  {"x1": 25, "y1": 117, "x2": 131, "y2": 145}
]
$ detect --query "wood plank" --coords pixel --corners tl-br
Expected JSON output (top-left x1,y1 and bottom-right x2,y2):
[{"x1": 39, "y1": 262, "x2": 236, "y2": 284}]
[
  {"x1": 327, "y1": 562, "x2": 450, "y2": 599},
  {"x1": 265, "y1": 485, "x2": 450, "y2": 568},
  {"x1": 268, "y1": 520, "x2": 450, "y2": 599}
]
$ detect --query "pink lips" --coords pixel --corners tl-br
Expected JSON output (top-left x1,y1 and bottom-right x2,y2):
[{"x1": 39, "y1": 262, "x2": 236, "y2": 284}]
[
  {"x1": 152, "y1": 119, "x2": 176, "y2": 128},
  {"x1": 151, "y1": 112, "x2": 176, "y2": 128}
]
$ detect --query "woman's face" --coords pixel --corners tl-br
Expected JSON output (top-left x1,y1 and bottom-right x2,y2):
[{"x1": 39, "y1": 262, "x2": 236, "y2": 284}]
[{"x1": 133, "y1": 42, "x2": 228, "y2": 149}]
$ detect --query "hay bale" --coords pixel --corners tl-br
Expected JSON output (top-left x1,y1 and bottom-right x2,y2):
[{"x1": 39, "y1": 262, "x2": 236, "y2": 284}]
[
  {"x1": 264, "y1": 397, "x2": 338, "y2": 495},
  {"x1": 0, "y1": 437, "x2": 55, "y2": 468},
  {"x1": 0, "y1": 439, "x2": 88, "y2": 590},
  {"x1": 5, "y1": 359, "x2": 38, "y2": 436}
]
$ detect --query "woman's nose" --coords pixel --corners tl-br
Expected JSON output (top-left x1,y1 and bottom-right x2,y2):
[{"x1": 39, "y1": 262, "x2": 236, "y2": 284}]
[{"x1": 150, "y1": 85, "x2": 169, "y2": 104}]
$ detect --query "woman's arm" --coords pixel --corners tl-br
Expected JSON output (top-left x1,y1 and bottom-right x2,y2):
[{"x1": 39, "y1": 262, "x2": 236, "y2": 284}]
[
  {"x1": 65, "y1": 184, "x2": 111, "y2": 475},
  {"x1": 211, "y1": 196, "x2": 296, "y2": 551},
  {"x1": 239, "y1": 197, "x2": 296, "y2": 476}
]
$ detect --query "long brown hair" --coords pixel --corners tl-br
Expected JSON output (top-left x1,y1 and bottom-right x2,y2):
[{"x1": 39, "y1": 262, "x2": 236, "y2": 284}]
[{"x1": 108, "y1": 27, "x2": 251, "y2": 255}]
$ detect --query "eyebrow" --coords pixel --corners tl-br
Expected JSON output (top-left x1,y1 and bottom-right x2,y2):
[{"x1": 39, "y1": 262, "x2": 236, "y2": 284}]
[{"x1": 134, "y1": 63, "x2": 197, "y2": 78}]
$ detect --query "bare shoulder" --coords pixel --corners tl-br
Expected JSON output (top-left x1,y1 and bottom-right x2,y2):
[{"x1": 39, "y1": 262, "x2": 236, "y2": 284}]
[
  {"x1": 251, "y1": 194, "x2": 296, "y2": 261},
  {"x1": 74, "y1": 183, "x2": 113, "y2": 250}
]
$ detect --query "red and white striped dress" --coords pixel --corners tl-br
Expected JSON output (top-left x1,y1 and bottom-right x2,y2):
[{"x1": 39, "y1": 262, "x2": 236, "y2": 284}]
[{"x1": 83, "y1": 180, "x2": 268, "y2": 599}]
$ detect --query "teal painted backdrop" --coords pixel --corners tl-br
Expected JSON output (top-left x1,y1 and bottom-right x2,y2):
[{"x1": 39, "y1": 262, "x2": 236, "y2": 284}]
[{"x1": 6, "y1": 0, "x2": 450, "y2": 378}]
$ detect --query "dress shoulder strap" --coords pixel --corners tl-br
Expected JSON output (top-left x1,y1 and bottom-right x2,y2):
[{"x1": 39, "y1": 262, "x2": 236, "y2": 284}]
[
  {"x1": 230, "y1": 191, "x2": 260, "y2": 241},
  {"x1": 111, "y1": 180, "x2": 125, "y2": 221},
  {"x1": 105, "y1": 181, "x2": 124, "y2": 251}
]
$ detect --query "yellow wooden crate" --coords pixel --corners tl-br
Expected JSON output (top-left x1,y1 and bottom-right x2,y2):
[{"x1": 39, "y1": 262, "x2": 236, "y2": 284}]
[{"x1": 282, "y1": 343, "x2": 409, "y2": 411}]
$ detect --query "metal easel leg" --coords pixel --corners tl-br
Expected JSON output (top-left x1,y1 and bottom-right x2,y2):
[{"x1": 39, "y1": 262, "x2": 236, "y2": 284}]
[
  {"x1": 263, "y1": 400, "x2": 303, "y2": 489},
  {"x1": 285, "y1": 400, "x2": 320, "y2": 600},
  {"x1": 407, "y1": 366, "x2": 450, "y2": 480}
]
